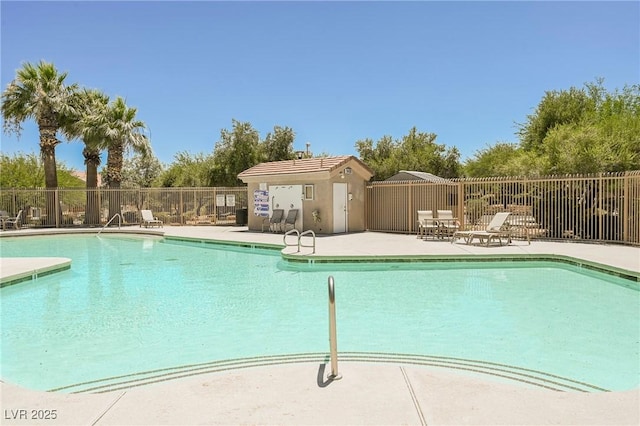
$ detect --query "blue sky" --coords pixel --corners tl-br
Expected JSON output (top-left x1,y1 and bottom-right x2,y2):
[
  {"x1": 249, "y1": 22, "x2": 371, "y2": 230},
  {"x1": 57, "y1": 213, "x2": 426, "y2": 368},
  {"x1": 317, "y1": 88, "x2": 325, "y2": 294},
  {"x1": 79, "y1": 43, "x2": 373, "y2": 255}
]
[{"x1": 1, "y1": 1, "x2": 638, "y2": 171}]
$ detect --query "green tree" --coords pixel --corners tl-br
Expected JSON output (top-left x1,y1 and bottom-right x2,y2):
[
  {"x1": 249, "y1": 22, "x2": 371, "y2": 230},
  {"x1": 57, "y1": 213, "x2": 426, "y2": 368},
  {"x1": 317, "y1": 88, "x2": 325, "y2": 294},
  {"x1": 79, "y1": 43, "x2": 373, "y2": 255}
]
[
  {"x1": 394, "y1": 127, "x2": 461, "y2": 178},
  {"x1": 100, "y1": 97, "x2": 149, "y2": 189},
  {"x1": 62, "y1": 88, "x2": 110, "y2": 224},
  {"x1": 121, "y1": 150, "x2": 163, "y2": 188},
  {"x1": 64, "y1": 88, "x2": 110, "y2": 189},
  {"x1": 212, "y1": 119, "x2": 260, "y2": 186},
  {"x1": 355, "y1": 127, "x2": 461, "y2": 180},
  {"x1": 464, "y1": 142, "x2": 532, "y2": 177},
  {"x1": 588, "y1": 82, "x2": 640, "y2": 171},
  {"x1": 0, "y1": 153, "x2": 45, "y2": 188},
  {"x1": 0, "y1": 153, "x2": 83, "y2": 188},
  {"x1": 441, "y1": 146, "x2": 463, "y2": 178},
  {"x1": 157, "y1": 152, "x2": 213, "y2": 187},
  {"x1": 1, "y1": 61, "x2": 78, "y2": 188},
  {"x1": 518, "y1": 86, "x2": 594, "y2": 153},
  {"x1": 261, "y1": 125, "x2": 295, "y2": 162},
  {"x1": 519, "y1": 80, "x2": 640, "y2": 174},
  {"x1": 355, "y1": 136, "x2": 398, "y2": 181},
  {"x1": 1, "y1": 61, "x2": 78, "y2": 224},
  {"x1": 158, "y1": 151, "x2": 216, "y2": 216},
  {"x1": 97, "y1": 97, "x2": 149, "y2": 218}
]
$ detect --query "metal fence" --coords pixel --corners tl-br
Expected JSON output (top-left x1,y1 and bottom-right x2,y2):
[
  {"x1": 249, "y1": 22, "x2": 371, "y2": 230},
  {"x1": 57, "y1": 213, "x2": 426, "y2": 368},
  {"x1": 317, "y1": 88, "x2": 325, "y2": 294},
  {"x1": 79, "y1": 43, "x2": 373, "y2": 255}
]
[
  {"x1": 2, "y1": 171, "x2": 639, "y2": 245},
  {"x1": 365, "y1": 171, "x2": 640, "y2": 246},
  {"x1": 0, "y1": 187, "x2": 248, "y2": 228}
]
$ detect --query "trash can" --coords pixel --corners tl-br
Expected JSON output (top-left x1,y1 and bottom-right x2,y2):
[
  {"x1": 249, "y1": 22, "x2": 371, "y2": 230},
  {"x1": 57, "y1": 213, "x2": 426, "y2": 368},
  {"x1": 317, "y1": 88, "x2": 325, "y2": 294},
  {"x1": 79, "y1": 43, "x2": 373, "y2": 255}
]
[{"x1": 236, "y1": 208, "x2": 248, "y2": 225}]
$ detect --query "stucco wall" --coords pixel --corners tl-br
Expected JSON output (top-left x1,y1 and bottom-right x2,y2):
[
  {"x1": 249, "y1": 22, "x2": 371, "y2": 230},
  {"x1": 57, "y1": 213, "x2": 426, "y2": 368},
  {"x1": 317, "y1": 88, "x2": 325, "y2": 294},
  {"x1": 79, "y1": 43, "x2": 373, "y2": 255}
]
[{"x1": 244, "y1": 172, "x2": 368, "y2": 234}]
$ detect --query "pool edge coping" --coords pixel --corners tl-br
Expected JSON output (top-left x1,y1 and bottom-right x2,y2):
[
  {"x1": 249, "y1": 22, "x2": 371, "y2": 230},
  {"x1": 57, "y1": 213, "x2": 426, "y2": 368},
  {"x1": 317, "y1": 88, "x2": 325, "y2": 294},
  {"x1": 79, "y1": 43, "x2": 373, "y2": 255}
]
[
  {"x1": 1, "y1": 232, "x2": 638, "y2": 286},
  {"x1": 281, "y1": 252, "x2": 640, "y2": 283},
  {"x1": 163, "y1": 234, "x2": 639, "y2": 282},
  {"x1": 0, "y1": 258, "x2": 72, "y2": 288}
]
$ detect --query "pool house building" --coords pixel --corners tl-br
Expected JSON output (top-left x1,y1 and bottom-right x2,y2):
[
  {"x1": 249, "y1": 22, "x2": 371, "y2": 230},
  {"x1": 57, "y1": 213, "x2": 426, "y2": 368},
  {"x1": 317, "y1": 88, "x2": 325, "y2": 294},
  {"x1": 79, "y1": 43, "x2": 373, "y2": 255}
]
[{"x1": 238, "y1": 156, "x2": 374, "y2": 234}]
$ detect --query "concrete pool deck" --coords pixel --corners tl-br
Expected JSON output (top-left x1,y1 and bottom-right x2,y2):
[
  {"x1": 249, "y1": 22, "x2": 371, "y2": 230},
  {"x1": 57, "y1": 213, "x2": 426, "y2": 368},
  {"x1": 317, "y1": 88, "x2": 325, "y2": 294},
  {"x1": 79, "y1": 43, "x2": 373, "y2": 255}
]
[{"x1": 0, "y1": 226, "x2": 639, "y2": 425}]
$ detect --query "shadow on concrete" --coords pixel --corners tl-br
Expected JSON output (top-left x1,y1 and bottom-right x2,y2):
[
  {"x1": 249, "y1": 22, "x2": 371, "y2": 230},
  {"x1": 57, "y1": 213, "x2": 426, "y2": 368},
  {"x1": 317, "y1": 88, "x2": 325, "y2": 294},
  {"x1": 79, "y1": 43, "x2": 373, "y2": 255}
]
[{"x1": 316, "y1": 363, "x2": 338, "y2": 388}]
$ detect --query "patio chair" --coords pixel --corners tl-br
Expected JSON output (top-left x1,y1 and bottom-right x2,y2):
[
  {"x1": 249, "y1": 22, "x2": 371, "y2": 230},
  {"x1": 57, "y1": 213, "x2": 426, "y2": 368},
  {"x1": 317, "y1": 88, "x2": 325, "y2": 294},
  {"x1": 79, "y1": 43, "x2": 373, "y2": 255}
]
[
  {"x1": 282, "y1": 209, "x2": 299, "y2": 233},
  {"x1": 436, "y1": 209, "x2": 460, "y2": 239},
  {"x1": 3, "y1": 210, "x2": 23, "y2": 230},
  {"x1": 451, "y1": 211, "x2": 511, "y2": 246},
  {"x1": 268, "y1": 209, "x2": 285, "y2": 232},
  {"x1": 140, "y1": 209, "x2": 163, "y2": 228},
  {"x1": 416, "y1": 210, "x2": 438, "y2": 239},
  {"x1": 29, "y1": 207, "x2": 43, "y2": 225}
]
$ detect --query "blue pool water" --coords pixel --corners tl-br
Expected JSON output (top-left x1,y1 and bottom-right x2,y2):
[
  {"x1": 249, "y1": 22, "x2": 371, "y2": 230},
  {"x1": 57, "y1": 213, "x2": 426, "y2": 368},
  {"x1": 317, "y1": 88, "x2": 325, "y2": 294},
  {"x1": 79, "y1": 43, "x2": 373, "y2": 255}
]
[{"x1": 0, "y1": 235, "x2": 638, "y2": 392}]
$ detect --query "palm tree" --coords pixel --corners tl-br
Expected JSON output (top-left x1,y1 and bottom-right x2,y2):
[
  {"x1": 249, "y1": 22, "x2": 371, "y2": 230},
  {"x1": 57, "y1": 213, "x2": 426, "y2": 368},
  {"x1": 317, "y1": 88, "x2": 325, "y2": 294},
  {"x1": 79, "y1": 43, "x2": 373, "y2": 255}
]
[
  {"x1": 63, "y1": 88, "x2": 110, "y2": 225},
  {"x1": 1, "y1": 61, "x2": 77, "y2": 225},
  {"x1": 99, "y1": 97, "x2": 149, "y2": 219}
]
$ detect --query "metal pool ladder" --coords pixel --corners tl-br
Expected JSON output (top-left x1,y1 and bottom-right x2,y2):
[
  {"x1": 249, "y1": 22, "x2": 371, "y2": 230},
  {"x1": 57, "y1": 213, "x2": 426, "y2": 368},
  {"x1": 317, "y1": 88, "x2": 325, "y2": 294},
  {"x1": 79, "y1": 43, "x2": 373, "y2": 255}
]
[
  {"x1": 97, "y1": 213, "x2": 122, "y2": 235},
  {"x1": 283, "y1": 229, "x2": 316, "y2": 254},
  {"x1": 327, "y1": 276, "x2": 341, "y2": 380}
]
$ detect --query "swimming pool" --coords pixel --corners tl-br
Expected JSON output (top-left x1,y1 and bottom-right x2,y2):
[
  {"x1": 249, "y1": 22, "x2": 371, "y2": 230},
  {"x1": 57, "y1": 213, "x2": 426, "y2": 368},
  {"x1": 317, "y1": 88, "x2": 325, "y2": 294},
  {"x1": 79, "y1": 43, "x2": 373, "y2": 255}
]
[{"x1": 0, "y1": 234, "x2": 638, "y2": 393}]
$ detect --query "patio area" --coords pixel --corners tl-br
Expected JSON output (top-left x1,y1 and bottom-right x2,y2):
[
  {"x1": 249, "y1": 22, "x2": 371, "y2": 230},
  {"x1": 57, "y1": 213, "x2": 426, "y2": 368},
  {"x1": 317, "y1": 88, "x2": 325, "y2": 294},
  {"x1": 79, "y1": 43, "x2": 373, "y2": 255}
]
[{"x1": 0, "y1": 226, "x2": 638, "y2": 425}]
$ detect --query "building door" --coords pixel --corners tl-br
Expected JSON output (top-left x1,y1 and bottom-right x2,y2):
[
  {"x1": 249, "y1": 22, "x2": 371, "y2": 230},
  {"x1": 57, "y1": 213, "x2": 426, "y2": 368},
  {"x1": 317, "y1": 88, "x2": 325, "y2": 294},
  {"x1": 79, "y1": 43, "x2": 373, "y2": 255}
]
[{"x1": 333, "y1": 183, "x2": 348, "y2": 233}]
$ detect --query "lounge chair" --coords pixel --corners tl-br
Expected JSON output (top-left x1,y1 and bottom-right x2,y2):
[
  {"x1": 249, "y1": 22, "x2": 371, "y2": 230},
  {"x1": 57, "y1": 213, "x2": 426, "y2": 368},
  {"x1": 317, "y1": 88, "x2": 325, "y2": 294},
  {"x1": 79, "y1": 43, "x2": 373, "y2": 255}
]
[
  {"x1": 416, "y1": 210, "x2": 438, "y2": 239},
  {"x1": 452, "y1": 212, "x2": 511, "y2": 246},
  {"x1": 3, "y1": 210, "x2": 23, "y2": 230},
  {"x1": 268, "y1": 209, "x2": 285, "y2": 232},
  {"x1": 436, "y1": 209, "x2": 460, "y2": 239},
  {"x1": 140, "y1": 209, "x2": 163, "y2": 228},
  {"x1": 282, "y1": 209, "x2": 299, "y2": 233}
]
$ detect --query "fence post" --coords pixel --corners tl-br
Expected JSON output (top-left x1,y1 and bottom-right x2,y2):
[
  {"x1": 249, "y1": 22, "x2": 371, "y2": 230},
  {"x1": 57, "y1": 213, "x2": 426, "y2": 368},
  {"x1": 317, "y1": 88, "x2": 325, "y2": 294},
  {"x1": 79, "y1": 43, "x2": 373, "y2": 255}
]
[
  {"x1": 457, "y1": 180, "x2": 465, "y2": 229},
  {"x1": 179, "y1": 188, "x2": 184, "y2": 225},
  {"x1": 54, "y1": 189, "x2": 59, "y2": 228},
  {"x1": 623, "y1": 172, "x2": 629, "y2": 244},
  {"x1": 408, "y1": 182, "x2": 414, "y2": 235}
]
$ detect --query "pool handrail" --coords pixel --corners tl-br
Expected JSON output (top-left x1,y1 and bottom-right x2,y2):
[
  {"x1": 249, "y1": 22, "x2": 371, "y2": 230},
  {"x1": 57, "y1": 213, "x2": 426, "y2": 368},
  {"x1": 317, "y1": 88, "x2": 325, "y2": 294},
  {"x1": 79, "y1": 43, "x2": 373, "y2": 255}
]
[
  {"x1": 98, "y1": 213, "x2": 122, "y2": 235},
  {"x1": 283, "y1": 229, "x2": 300, "y2": 250},
  {"x1": 327, "y1": 275, "x2": 341, "y2": 380},
  {"x1": 283, "y1": 229, "x2": 316, "y2": 254},
  {"x1": 300, "y1": 230, "x2": 316, "y2": 254}
]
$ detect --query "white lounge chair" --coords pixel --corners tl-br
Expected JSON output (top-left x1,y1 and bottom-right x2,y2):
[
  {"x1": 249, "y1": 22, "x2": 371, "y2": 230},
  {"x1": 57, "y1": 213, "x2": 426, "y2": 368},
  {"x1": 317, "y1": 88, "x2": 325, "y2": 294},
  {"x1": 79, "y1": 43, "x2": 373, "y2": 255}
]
[
  {"x1": 3, "y1": 210, "x2": 23, "y2": 230},
  {"x1": 140, "y1": 210, "x2": 163, "y2": 228},
  {"x1": 452, "y1": 212, "x2": 511, "y2": 246},
  {"x1": 416, "y1": 210, "x2": 438, "y2": 239}
]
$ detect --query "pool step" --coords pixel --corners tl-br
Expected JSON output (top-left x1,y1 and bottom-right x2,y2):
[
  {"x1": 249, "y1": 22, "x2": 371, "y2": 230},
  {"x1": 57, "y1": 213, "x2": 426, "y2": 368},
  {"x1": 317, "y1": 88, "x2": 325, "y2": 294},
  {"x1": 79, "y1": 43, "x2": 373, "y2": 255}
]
[{"x1": 51, "y1": 352, "x2": 608, "y2": 394}]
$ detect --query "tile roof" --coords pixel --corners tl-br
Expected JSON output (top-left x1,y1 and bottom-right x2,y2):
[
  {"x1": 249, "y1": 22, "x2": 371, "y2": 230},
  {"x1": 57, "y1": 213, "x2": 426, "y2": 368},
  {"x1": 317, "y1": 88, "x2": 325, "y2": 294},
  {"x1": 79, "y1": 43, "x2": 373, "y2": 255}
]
[{"x1": 238, "y1": 155, "x2": 372, "y2": 178}]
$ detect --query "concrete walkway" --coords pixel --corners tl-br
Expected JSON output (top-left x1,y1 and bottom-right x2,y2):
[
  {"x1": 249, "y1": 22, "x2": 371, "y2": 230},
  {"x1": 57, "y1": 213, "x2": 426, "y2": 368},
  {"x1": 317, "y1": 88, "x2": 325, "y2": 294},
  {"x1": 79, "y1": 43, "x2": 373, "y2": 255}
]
[{"x1": 1, "y1": 226, "x2": 639, "y2": 425}]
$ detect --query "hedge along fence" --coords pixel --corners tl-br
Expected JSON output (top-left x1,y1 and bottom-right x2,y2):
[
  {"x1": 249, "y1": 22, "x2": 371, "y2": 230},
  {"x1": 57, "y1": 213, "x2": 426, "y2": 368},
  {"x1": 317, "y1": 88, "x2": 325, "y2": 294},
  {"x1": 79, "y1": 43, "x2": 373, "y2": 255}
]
[
  {"x1": 0, "y1": 187, "x2": 248, "y2": 227},
  {"x1": 365, "y1": 171, "x2": 640, "y2": 246}
]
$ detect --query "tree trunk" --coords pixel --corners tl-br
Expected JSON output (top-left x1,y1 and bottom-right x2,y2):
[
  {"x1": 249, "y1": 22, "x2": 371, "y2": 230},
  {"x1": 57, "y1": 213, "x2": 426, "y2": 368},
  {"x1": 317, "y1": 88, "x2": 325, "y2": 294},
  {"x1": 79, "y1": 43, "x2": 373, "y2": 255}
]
[
  {"x1": 84, "y1": 146, "x2": 101, "y2": 225},
  {"x1": 38, "y1": 119, "x2": 60, "y2": 226},
  {"x1": 106, "y1": 142, "x2": 124, "y2": 221}
]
